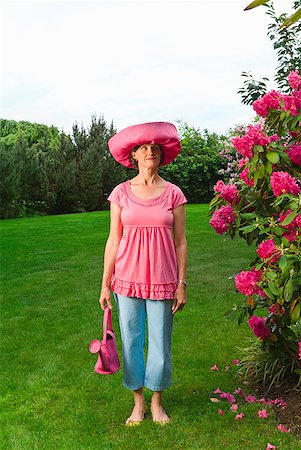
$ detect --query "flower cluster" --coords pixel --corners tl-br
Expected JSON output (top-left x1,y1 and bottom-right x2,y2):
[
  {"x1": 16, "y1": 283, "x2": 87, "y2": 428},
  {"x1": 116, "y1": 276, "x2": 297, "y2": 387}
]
[
  {"x1": 256, "y1": 239, "x2": 281, "y2": 263},
  {"x1": 234, "y1": 268, "x2": 263, "y2": 296},
  {"x1": 270, "y1": 171, "x2": 300, "y2": 197},
  {"x1": 253, "y1": 90, "x2": 281, "y2": 118},
  {"x1": 231, "y1": 124, "x2": 278, "y2": 159},
  {"x1": 286, "y1": 143, "x2": 301, "y2": 166},
  {"x1": 209, "y1": 204, "x2": 235, "y2": 235},
  {"x1": 253, "y1": 70, "x2": 301, "y2": 118},
  {"x1": 213, "y1": 180, "x2": 239, "y2": 203},
  {"x1": 248, "y1": 315, "x2": 271, "y2": 340},
  {"x1": 288, "y1": 70, "x2": 301, "y2": 91}
]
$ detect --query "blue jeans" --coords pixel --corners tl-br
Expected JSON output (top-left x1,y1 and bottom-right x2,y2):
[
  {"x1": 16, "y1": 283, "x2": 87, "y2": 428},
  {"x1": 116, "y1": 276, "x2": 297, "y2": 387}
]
[{"x1": 113, "y1": 292, "x2": 174, "y2": 391}]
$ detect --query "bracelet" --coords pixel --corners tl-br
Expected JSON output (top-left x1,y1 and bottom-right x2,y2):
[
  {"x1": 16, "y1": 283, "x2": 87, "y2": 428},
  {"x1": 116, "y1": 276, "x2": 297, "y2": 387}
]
[{"x1": 177, "y1": 279, "x2": 188, "y2": 286}]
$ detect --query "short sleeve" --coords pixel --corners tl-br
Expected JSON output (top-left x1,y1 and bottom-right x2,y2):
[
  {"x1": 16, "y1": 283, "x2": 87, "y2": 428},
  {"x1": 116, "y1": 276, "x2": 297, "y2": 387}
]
[
  {"x1": 172, "y1": 185, "x2": 187, "y2": 209},
  {"x1": 107, "y1": 185, "x2": 121, "y2": 207}
]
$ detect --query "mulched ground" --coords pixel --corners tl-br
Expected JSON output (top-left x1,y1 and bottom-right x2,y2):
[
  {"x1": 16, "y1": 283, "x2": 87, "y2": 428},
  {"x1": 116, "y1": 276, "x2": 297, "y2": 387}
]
[{"x1": 259, "y1": 379, "x2": 301, "y2": 438}]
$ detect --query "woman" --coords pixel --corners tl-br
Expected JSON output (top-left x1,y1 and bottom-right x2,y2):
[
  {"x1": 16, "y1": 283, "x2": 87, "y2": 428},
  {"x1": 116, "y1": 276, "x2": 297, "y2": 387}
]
[{"x1": 99, "y1": 122, "x2": 187, "y2": 426}]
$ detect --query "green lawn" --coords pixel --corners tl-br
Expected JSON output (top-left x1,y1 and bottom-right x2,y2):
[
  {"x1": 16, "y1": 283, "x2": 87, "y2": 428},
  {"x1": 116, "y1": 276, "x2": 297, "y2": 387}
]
[{"x1": 0, "y1": 204, "x2": 300, "y2": 450}]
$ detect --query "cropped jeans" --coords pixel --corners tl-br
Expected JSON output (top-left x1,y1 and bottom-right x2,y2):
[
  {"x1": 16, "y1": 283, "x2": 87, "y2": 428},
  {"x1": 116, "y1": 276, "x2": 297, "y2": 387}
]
[{"x1": 113, "y1": 292, "x2": 174, "y2": 391}]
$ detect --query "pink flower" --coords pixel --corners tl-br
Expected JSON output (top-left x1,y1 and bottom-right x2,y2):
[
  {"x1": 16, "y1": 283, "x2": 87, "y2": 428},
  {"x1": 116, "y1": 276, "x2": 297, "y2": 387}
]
[
  {"x1": 258, "y1": 397, "x2": 267, "y2": 403},
  {"x1": 234, "y1": 268, "x2": 263, "y2": 296},
  {"x1": 270, "y1": 171, "x2": 300, "y2": 197},
  {"x1": 288, "y1": 70, "x2": 301, "y2": 91},
  {"x1": 245, "y1": 394, "x2": 257, "y2": 403},
  {"x1": 299, "y1": 341, "x2": 301, "y2": 360},
  {"x1": 213, "y1": 388, "x2": 222, "y2": 394},
  {"x1": 234, "y1": 388, "x2": 244, "y2": 396},
  {"x1": 248, "y1": 315, "x2": 271, "y2": 340},
  {"x1": 219, "y1": 392, "x2": 236, "y2": 403},
  {"x1": 235, "y1": 412, "x2": 245, "y2": 420},
  {"x1": 232, "y1": 124, "x2": 273, "y2": 158},
  {"x1": 256, "y1": 239, "x2": 281, "y2": 263},
  {"x1": 232, "y1": 359, "x2": 240, "y2": 366},
  {"x1": 213, "y1": 180, "x2": 239, "y2": 204},
  {"x1": 266, "y1": 444, "x2": 277, "y2": 450},
  {"x1": 286, "y1": 143, "x2": 301, "y2": 165},
  {"x1": 239, "y1": 166, "x2": 254, "y2": 186},
  {"x1": 268, "y1": 303, "x2": 285, "y2": 316},
  {"x1": 253, "y1": 90, "x2": 281, "y2": 117},
  {"x1": 209, "y1": 204, "x2": 235, "y2": 235},
  {"x1": 258, "y1": 409, "x2": 269, "y2": 418},
  {"x1": 218, "y1": 409, "x2": 224, "y2": 415},
  {"x1": 230, "y1": 403, "x2": 238, "y2": 412},
  {"x1": 279, "y1": 209, "x2": 301, "y2": 230},
  {"x1": 210, "y1": 364, "x2": 219, "y2": 371},
  {"x1": 277, "y1": 424, "x2": 289, "y2": 433}
]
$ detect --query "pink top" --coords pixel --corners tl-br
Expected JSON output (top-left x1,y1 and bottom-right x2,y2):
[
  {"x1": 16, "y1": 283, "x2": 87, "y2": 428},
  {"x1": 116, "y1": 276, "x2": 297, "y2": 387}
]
[{"x1": 107, "y1": 179, "x2": 187, "y2": 300}]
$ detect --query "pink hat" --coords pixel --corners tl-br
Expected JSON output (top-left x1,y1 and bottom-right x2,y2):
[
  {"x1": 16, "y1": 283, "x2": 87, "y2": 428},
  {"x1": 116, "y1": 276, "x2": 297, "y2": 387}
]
[{"x1": 108, "y1": 121, "x2": 181, "y2": 169}]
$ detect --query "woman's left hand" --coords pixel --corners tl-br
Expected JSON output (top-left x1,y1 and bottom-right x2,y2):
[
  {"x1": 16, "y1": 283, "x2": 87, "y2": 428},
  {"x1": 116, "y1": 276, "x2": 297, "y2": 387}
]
[{"x1": 172, "y1": 285, "x2": 186, "y2": 314}]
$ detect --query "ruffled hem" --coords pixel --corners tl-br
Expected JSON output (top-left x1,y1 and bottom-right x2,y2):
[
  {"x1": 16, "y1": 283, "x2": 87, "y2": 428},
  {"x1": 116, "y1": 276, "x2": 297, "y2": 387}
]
[{"x1": 110, "y1": 275, "x2": 177, "y2": 300}]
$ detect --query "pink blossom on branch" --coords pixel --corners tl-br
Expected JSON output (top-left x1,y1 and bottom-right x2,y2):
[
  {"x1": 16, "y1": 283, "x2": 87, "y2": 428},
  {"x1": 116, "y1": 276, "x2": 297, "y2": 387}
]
[
  {"x1": 248, "y1": 315, "x2": 271, "y2": 340},
  {"x1": 213, "y1": 180, "x2": 239, "y2": 204},
  {"x1": 268, "y1": 303, "x2": 285, "y2": 316},
  {"x1": 239, "y1": 166, "x2": 254, "y2": 186},
  {"x1": 256, "y1": 239, "x2": 281, "y2": 263},
  {"x1": 209, "y1": 204, "x2": 235, "y2": 235},
  {"x1": 270, "y1": 171, "x2": 300, "y2": 197},
  {"x1": 231, "y1": 125, "x2": 277, "y2": 159},
  {"x1": 234, "y1": 268, "x2": 263, "y2": 296},
  {"x1": 286, "y1": 143, "x2": 301, "y2": 166},
  {"x1": 288, "y1": 70, "x2": 301, "y2": 91},
  {"x1": 253, "y1": 90, "x2": 281, "y2": 118}
]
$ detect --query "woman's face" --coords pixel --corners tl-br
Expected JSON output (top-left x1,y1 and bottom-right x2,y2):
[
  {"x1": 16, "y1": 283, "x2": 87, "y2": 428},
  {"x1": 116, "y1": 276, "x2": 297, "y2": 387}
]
[{"x1": 131, "y1": 143, "x2": 162, "y2": 168}]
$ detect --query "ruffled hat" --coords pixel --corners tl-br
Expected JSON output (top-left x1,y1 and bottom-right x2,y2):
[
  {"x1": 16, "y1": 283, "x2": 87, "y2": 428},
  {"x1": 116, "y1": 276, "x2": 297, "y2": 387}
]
[{"x1": 108, "y1": 121, "x2": 181, "y2": 168}]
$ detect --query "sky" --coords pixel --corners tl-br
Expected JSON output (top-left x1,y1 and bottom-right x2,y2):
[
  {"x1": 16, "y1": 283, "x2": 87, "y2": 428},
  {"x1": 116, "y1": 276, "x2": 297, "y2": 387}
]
[{"x1": 0, "y1": 0, "x2": 284, "y2": 136}]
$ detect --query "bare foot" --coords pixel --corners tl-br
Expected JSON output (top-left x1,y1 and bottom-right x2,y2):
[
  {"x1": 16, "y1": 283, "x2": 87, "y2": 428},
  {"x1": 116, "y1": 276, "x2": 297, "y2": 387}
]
[
  {"x1": 125, "y1": 404, "x2": 146, "y2": 426},
  {"x1": 151, "y1": 404, "x2": 170, "y2": 424}
]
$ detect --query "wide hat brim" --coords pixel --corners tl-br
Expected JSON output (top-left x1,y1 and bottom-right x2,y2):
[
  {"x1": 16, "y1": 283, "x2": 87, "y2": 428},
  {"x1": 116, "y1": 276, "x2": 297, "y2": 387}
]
[{"x1": 108, "y1": 121, "x2": 181, "y2": 169}]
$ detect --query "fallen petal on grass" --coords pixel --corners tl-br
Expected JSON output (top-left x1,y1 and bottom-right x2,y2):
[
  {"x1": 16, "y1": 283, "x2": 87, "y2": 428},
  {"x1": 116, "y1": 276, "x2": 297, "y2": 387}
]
[
  {"x1": 210, "y1": 398, "x2": 220, "y2": 403},
  {"x1": 235, "y1": 412, "x2": 245, "y2": 420},
  {"x1": 213, "y1": 388, "x2": 222, "y2": 394},
  {"x1": 266, "y1": 444, "x2": 277, "y2": 450},
  {"x1": 230, "y1": 403, "x2": 238, "y2": 412},
  {"x1": 277, "y1": 423, "x2": 289, "y2": 433},
  {"x1": 211, "y1": 364, "x2": 219, "y2": 371},
  {"x1": 232, "y1": 359, "x2": 240, "y2": 366},
  {"x1": 218, "y1": 409, "x2": 224, "y2": 415},
  {"x1": 258, "y1": 409, "x2": 269, "y2": 419}
]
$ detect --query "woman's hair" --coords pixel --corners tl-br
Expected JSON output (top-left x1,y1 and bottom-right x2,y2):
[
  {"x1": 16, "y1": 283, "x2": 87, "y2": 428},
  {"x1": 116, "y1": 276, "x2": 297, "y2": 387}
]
[{"x1": 129, "y1": 144, "x2": 164, "y2": 169}]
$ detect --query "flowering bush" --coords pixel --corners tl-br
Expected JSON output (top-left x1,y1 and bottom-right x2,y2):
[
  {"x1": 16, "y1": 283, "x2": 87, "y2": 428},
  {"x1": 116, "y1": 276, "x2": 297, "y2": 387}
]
[{"x1": 209, "y1": 70, "x2": 301, "y2": 381}]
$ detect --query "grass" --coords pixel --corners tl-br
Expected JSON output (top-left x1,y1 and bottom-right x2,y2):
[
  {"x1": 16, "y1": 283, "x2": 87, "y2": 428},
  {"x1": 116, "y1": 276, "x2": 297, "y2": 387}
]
[{"x1": 0, "y1": 204, "x2": 300, "y2": 450}]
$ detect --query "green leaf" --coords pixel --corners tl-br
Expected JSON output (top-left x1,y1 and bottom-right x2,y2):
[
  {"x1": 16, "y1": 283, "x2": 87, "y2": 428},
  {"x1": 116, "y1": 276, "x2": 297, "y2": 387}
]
[
  {"x1": 257, "y1": 164, "x2": 265, "y2": 179},
  {"x1": 281, "y1": 211, "x2": 298, "y2": 226},
  {"x1": 255, "y1": 262, "x2": 264, "y2": 270},
  {"x1": 266, "y1": 272, "x2": 277, "y2": 281},
  {"x1": 273, "y1": 227, "x2": 283, "y2": 237},
  {"x1": 239, "y1": 224, "x2": 258, "y2": 233},
  {"x1": 278, "y1": 254, "x2": 287, "y2": 270},
  {"x1": 291, "y1": 303, "x2": 301, "y2": 322},
  {"x1": 244, "y1": 0, "x2": 269, "y2": 11},
  {"x1": 263, "y1": 287, "x2": 274, "y2": 299},
  {"x1": 268, "y1": 281, "x2": 280, "y2": 296},
  {"x1": 265, "y1": 161, "x2": 273, "y2": 175},
  {"x1": 240, "y1": 213, "x2": 257, "y2": 219},
  {"x1": 284, "y1": 279, "x2": 293, "y2": 302},
  {"x1": 266, "y1": 151, "x2": 280, "y2": 164},
  {"x1": 280, "y1": 8, "x2": 301, "y2": 29},
  {"x1": 254, "y1": 145, "x2": 264, "y2": 153}
]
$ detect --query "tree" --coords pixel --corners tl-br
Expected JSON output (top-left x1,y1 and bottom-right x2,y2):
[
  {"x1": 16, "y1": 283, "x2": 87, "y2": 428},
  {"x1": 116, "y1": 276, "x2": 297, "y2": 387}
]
[{"x1": 238, "y1": 1, "x2": 301, "y2": 105}]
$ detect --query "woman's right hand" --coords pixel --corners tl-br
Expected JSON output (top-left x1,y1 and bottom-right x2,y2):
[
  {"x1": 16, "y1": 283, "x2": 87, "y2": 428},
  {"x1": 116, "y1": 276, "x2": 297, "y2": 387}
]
[{"x1": 99, "y1": 287, "x2": 113, "y2": 310}]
